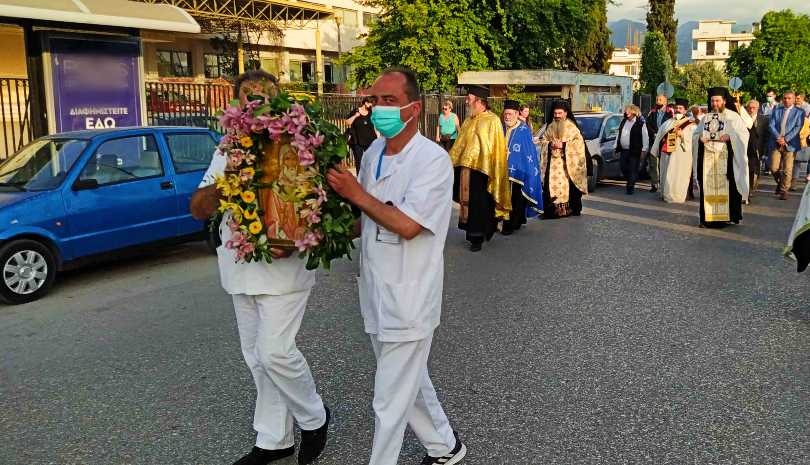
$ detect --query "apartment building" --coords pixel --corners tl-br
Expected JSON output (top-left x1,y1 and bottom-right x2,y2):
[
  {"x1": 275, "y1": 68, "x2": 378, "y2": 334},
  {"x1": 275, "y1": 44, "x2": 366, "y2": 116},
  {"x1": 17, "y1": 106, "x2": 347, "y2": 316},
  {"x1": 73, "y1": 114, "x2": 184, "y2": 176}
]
[
  {"x1": 607, "y1": 48, "x2": 641, "y2": 89},
  {"x1": 691, "y1": 20, "x2": 755, "y2": 70}
]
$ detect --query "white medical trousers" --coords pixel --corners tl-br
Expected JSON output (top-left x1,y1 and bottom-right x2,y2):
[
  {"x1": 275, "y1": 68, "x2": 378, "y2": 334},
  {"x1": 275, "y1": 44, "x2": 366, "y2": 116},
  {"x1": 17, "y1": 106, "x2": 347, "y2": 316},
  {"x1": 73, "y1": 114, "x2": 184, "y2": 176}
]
[
  {"x1": 232, "y1": 290, "x2": 327, "y2": 450},
  {"x1": 368, "y1": 332, "x2": 456, "y2": 465}
]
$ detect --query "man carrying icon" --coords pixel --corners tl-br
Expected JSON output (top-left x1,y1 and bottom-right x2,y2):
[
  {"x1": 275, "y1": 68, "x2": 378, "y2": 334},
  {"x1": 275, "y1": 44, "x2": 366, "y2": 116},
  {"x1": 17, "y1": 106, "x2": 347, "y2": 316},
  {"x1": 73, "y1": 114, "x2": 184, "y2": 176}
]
[
  {"x1": 692, "y1": 87, "x2": 750, "y2": 227},
  {"x1": 650, "y1": 98, "x2": 696, "y2": 203}
]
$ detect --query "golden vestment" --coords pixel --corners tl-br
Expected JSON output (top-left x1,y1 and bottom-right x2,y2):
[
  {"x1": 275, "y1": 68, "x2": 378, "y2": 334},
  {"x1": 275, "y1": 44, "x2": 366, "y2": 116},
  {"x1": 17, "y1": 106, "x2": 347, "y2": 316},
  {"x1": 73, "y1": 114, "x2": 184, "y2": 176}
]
[
  {"x1": 449, "y1": 110, "x2": 511, "y2": 219},
  {"x1": 542, "y1": 119, "x2": 588, "y2": 203}
]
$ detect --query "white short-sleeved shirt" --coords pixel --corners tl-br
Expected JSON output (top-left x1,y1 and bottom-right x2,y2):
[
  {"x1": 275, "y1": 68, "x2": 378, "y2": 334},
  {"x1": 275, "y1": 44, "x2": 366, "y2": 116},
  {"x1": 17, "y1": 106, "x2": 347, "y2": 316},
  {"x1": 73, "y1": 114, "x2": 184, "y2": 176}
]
[
  {"x1": 199, "y1": 151, "x2": 315, "y2": 296},
  {"x1": 356, "y1": 134, "x2": 453, "y2": 342}
]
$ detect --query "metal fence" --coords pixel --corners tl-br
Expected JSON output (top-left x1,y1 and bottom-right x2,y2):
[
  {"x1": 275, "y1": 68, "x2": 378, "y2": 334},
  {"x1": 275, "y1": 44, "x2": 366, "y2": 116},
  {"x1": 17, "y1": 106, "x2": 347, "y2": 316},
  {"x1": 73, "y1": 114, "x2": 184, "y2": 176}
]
[
  {"x1": 0, "y1": 78, "x2": 32, "y2": 159},
  {"x1": 145, "y1": 81, "x2": 233, "y2": 131},
  {"x1": 319, "y1": 94, "x2": 563, "y2": 138}
]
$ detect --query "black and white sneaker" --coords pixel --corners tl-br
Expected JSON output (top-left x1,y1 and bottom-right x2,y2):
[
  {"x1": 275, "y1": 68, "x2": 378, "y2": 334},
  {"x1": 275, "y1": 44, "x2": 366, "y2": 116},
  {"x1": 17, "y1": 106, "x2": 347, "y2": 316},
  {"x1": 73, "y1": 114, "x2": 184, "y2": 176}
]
[{"x1": 419, "y1": 431, "x2": 467, "y2": 465}]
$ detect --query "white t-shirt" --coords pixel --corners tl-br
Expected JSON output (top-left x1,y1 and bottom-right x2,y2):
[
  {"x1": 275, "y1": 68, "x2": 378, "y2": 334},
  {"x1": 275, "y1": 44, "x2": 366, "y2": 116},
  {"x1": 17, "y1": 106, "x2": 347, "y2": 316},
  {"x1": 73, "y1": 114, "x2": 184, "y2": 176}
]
[
  {"x1": 356, "y1": 134, "x2": 453, "y2": 342},
  {"x1": 199, "y1": 151, "x2": 315, "y2": 296}
]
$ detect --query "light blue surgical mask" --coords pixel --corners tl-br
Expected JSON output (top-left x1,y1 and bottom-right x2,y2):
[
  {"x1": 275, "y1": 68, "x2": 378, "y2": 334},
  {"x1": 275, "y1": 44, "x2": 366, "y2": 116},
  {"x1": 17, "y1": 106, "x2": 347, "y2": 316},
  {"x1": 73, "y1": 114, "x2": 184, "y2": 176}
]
[{"x1": 371, "y1": 102, "x2": 415, "y2": 138}]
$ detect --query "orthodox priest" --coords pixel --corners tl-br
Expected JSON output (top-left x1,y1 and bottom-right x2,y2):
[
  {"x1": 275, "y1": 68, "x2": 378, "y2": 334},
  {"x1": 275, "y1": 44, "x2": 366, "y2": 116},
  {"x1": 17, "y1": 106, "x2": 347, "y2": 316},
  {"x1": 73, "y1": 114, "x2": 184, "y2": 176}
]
[
  {"x1": 450, "y1": 86, "x2": 510, "y2": 251},
  {"x1": 541, "y1": 100, "x2": 588, "y2": 219},
  {"x1": 502, "y1": 99, "x2": 543, "y2": 234},
  {"x1": 785, "y1": 183, "x2": 810, "y2": 273},
  {"x1": 651, "y1": 98, "x2": 697, "y2": 203},
  {"x1": 692, "y1": 87, "x2": 750, "y2": 227}
]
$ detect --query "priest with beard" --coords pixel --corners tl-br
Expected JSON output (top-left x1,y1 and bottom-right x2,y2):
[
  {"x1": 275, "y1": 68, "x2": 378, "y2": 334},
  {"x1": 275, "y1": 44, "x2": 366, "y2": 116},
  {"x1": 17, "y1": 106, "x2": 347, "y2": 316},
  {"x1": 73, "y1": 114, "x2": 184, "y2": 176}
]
[
  {"x1": 651, "y1": 98, "x2": 697, "y2": 203},
  {"x1": 692, "y1": 87, "x2": 750, "y2": 227},
  {"x1": 540, "y1": 100, "x2": 588, "y2": 219},
  {"x1": 450, "y1": 86, "x2": 510, "y2": 251},
  {"x1": 501, "y1": 99, "x2": 543, "y2": 234}
]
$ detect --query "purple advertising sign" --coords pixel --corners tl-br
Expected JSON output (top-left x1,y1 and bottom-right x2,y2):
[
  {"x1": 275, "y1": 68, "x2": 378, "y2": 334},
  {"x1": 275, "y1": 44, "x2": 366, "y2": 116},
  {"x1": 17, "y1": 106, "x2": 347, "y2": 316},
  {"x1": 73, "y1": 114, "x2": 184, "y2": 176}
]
[{"x1": 50, "y1": 38, "x2": 142, "y2": 132}]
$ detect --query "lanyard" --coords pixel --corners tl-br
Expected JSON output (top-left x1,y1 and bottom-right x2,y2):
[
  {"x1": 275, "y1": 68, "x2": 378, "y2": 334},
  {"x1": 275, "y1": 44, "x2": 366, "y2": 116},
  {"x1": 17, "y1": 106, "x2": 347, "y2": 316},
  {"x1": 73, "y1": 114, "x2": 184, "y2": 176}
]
[{"x1": 375, "y1": 146, "x2": 386, "y2": 180}]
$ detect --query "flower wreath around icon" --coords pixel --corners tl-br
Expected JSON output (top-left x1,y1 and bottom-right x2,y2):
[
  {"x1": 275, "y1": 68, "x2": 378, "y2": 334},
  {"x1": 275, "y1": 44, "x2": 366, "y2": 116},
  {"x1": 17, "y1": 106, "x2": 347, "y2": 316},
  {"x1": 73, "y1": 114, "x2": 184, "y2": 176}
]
[{"x1": 213, "y1": 91, "x2": 356, "y2": 270}]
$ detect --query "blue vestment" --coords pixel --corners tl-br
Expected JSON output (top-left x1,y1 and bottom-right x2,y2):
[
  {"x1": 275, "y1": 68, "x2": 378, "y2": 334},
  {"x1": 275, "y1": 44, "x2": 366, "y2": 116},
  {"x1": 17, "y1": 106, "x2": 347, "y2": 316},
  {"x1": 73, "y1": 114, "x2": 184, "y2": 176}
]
[{"x1": 505, "y1": 121, "x2": 543, "y2": 215}]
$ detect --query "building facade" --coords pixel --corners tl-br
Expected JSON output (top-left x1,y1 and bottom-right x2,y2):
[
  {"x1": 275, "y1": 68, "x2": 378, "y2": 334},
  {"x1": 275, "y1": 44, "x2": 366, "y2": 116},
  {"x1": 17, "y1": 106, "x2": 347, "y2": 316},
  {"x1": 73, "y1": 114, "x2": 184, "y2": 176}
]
[
  {"x1": 141, "y1": 0, "x2": 380, "y2": 91},
  {"x1": 607, "y1": 48, "x2": 641, "y2": 90},
  {"x1": 691, "y1": 20, "x2": 755, "y2": 70}
]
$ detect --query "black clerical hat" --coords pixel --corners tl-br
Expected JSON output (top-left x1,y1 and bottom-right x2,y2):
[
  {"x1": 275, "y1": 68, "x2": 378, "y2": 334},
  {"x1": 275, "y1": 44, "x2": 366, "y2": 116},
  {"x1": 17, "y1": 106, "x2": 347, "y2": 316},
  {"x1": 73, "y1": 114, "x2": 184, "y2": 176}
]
[
  {"x1": 675, "y1": 98, "x2": 689, "y2": 107},
  {"x1": 707, "y1": 87, "x2": 727, "y2": 98},
  {"x1": 503, "y1": 99, "x2": 520, "y2": 111},
  {"x1": 465, "y1": 85, "x2": 490, "y2": 99}
]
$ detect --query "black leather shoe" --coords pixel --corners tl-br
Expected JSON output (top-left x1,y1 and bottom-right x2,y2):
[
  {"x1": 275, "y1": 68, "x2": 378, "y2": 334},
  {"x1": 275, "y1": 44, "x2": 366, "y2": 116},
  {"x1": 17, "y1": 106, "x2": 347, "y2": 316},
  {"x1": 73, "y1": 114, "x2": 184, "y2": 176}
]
[
  {"x1": 298, "y1": 406, "x2": 330, "y2": 464},
  {"x1": 470, "y1": 241, "x2": 482, "y2": 252},
  {"x1": 650, "y1": 184, "x2": 658, "y2": 193},
  {"x1": 232, "y1": 446, "x2": 295, "y2": 465}
]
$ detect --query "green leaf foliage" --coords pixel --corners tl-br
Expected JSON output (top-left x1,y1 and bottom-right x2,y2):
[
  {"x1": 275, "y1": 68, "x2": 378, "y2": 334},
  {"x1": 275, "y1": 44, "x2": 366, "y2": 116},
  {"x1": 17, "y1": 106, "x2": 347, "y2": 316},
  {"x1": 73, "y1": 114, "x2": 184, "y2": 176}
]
[
  {"x1": 726, "y1": 9, "x2": 810, "y2": 98},
  {"x1": 342, "y1": 0, "x2": 613, "y2": 92},
  {"x1": 639, "y1": 31, "x2": 672, "y2": 96},
  {"x1": 671, "y1": 63, "x2": 727, "y2": 107},
  {"x1": 646, "y1": 0, "x2": 678, "y2": 66}
]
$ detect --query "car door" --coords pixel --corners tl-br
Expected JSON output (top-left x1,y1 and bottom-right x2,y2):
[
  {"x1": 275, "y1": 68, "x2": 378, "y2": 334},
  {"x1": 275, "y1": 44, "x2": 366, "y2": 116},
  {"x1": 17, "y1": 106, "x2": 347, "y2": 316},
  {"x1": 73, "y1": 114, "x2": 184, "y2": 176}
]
[
  {"x1": 600, "y1": 115, "x2": 623, "y2": 178},
  {"x1": 161, "y1": 131, "x2": 218, "y2": 236},
  {"x1": 63, "y1": 132, "x2": 179, "y2": 257}
]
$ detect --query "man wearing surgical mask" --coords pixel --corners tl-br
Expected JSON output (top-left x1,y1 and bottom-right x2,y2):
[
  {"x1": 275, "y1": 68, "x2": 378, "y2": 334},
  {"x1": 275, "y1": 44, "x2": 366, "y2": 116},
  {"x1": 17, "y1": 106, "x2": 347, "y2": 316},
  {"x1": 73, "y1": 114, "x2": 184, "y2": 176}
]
[
  {"x1": 761, "y1": 90, "x2": 778, "y2": 116},
  {"x1": 327, "y1": 68, "x2": 467, "y2": 465}
]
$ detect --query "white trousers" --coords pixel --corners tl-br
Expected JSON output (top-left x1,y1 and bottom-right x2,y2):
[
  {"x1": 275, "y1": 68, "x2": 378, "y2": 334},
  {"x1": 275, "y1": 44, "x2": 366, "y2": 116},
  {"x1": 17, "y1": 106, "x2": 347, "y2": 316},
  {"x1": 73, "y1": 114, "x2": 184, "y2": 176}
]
[
  {"x1": 368, "y1": 332, "x2": 456, "y2": 465},
  {"x1": 232, "y1": 290, "x2": 326, "y2": 450}
]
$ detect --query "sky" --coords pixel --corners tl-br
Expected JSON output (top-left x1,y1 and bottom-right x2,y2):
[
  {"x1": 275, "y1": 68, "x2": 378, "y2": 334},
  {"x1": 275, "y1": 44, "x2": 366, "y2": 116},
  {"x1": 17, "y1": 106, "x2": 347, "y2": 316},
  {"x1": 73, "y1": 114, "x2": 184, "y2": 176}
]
[{"x1": 607, "y1": 0, "x2": 810, "y2": 24}]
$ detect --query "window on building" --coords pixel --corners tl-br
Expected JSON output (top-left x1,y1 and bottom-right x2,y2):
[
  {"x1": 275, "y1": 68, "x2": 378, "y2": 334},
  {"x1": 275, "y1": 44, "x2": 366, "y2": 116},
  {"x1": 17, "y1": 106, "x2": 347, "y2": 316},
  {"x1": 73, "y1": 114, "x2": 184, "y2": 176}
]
[
  {"x1": 324, "y1": 63, "x2": 333, "y2": 84},
  {"x1": 289, "y1": 60, "x2": 303, "y2": 81},
  {"x1": 337, "y1": 8, "x2": 358, "y2": 27},
  {"x1": 624, "y1": 65, "x2": 632, "y2": 75},
  {"x1": 301, "y1": 62, "x2": 314, "y2": 82},
  {"x1": 204, "y1": 54, "x2": 234, "y2": 79},
  {"x1": 729, "y1": 41, "x2": 738, "y2": 51},
  {"x1": 706, "y1": 41, "x2": 715, "y2": 56},
  {"x1": 363, "y1": 12, "x2": 379, "y2": 27},
  {"x1": 261, "y1": 58, "x2": 281, "y2": 77},
  {"x1": 157, "y1": 50, "x2": 192, "y2": 77}
]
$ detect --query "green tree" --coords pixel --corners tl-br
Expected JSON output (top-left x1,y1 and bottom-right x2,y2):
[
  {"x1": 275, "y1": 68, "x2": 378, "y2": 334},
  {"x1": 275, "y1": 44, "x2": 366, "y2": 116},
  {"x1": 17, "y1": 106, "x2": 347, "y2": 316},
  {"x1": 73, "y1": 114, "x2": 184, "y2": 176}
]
[
  {"x1": 639, "y1": 31, "x2": 672, "y2": 96},
  {"x1": 726, "y1": 9, "x2": 810, "y2": 98},
  {"x1": 646, "y1": 0, "x2": 677, "y2": 66},
  {"x1": 341, "y1": 0, "x2": 506, "y2": 92},
  {"x1": 506, "y1": 0, "x2": 612, "y2": 73},
  {"x1": 671, "y1": 63, "x2": 727, "y2": 106}
]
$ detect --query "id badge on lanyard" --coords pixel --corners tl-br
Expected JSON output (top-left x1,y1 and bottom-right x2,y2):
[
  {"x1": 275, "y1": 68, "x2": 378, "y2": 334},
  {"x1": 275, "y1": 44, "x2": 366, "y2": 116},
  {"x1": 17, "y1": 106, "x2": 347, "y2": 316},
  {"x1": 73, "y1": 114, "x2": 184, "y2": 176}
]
[
  {"x1": 374, "y1": 148, "x2": 402, "y2": 245},
  {"x1": 376, "y1": 200, "x2": 401, "y2": 244}
]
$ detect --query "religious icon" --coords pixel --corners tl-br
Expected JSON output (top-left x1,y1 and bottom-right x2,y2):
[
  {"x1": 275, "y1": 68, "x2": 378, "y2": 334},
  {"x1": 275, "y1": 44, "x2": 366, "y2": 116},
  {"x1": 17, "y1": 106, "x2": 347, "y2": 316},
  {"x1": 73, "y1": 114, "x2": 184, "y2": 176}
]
[
  {"x1": 705, "y1": 113, "x2": 725, "y2": 141},
  {"x1": 258, "y1": 136, "x2": 309, "y2": 250}
]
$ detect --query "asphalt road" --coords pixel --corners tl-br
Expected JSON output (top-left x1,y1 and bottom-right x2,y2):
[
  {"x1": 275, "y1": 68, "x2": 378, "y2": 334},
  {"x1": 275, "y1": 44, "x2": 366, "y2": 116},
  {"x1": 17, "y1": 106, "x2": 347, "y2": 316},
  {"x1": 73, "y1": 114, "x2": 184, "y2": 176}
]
[{"x1": 1, "y1": 180, "x2": 809, "y2": 465}]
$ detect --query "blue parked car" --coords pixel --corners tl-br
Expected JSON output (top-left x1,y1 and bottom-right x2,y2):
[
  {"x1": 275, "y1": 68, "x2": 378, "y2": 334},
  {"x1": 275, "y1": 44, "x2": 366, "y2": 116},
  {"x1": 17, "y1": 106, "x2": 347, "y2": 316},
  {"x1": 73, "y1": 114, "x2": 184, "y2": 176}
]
[{"x1": 0, "y1": 127, "x2": 219, "y2": 304}]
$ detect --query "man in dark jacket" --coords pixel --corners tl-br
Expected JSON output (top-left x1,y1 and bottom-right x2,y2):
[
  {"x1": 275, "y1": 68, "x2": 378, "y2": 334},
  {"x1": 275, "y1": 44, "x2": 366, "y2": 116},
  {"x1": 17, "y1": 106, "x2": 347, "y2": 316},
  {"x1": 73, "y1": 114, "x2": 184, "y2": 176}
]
[
  {"x1": 614, "y1": 104, "x2": 650, "y2": 194},
  {"x1": 644, "y1": 94, "x2": 674, "y2": 192},
  {"x1": 344, "y1": 96, "x2": 377, "y2": 169},
  {"x1": 744, "y1": 99, "x2": 769, "y2": 201}
]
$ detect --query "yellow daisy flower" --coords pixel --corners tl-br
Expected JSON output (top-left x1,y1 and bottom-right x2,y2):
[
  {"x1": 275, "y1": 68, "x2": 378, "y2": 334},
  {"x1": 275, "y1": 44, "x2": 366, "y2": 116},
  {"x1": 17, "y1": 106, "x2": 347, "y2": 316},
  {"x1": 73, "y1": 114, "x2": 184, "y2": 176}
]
[
  {"x1": 243, "y1": 209, "x2": 257, "y2": 220},
  {"x1": 241, "y1": 167, "x2": 256, "y2": 179},
  {"x1": 241, "y1": 191, "x2": 256, "y2": 203},
  {"x1": 239, "y1": 136, "x2": 254, "y2": 148},
  {"x1": 249, "y1": 221, "x2": 263, "y2": 234}
]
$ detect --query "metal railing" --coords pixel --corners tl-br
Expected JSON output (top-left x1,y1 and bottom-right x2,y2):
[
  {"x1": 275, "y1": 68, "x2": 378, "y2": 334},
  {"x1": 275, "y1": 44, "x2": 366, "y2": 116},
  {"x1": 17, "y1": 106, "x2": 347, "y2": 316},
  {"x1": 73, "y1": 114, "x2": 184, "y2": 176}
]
[
  {"x1": 145, "y1": 81, "x2": 233, "y2": 131},
  {"x1": 0, "y1": 78, "x2": 32, "y2": 159}
]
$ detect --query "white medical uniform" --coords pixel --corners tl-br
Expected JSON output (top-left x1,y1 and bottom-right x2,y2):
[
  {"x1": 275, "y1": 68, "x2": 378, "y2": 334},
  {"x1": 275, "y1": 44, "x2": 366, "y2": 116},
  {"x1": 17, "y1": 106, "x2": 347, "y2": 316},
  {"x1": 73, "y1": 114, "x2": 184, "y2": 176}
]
[
  {"x1": 200, "y1": 152, "x2": 326, "y2": 450},
  {"x1": 357, "y1": 134, "x2": 457, "y2": 465}
]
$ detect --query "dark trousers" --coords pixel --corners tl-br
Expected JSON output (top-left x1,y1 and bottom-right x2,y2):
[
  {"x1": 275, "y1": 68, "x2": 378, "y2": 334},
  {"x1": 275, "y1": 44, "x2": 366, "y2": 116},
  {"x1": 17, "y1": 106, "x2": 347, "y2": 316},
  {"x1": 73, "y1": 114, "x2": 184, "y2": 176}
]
[
  {"x1": 619, "y1": 150, "x2": 640, "y2": 193},
  {"x1": 351, "y1": 144, "x2": 369, "y2": 169},
  {"x1": 439, "y1": 138, "x2": 455, "y2": 152}
]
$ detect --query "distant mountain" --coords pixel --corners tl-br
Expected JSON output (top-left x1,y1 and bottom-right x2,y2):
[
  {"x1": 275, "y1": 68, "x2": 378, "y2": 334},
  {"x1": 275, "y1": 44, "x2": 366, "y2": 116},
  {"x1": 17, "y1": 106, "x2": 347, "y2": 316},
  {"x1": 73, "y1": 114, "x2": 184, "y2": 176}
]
[
  {"x1": 608, "y1": 20, "x2": 646, "y2": 49},
  {"x1": 676, "y1": 21, "x2": 699, "y2": 65}
]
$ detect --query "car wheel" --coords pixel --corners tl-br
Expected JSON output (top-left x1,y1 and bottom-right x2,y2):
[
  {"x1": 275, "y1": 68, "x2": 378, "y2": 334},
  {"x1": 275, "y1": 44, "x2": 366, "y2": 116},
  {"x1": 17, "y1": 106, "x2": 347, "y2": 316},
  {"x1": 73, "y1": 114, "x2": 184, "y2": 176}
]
[
  {"x1": 0, "y1": 239, "x2": 58, "y2": 305},
  {"x1": 588, "y1": 158, "x2": 599, "y2": 192}
]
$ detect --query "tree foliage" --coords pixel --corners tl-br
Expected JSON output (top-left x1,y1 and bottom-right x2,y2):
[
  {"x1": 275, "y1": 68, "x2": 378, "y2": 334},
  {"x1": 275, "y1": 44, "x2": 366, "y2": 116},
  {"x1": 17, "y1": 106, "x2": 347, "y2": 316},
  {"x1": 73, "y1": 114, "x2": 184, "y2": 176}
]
[
  {"x1": 341, "y1": 0, "x2": 506, "y2": 93},
  {"x1": 506, "y1": 0, "x2": 612, "y2": 73},
  {"x1": 671, "y1": 63, "x2": 727, "y2": 107},
  {"x1": 343, "y1": 0, "x2": 613, "y2": 92},
  {"x1": 639, "y1": 31, "x2": 672, "y2": 96},
  {"x1": 726, "y1": 9, "x2": 810, "y2": 98},
  {"x1": 646, "y1": 0, "x2": 677, "y2": 66}
]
